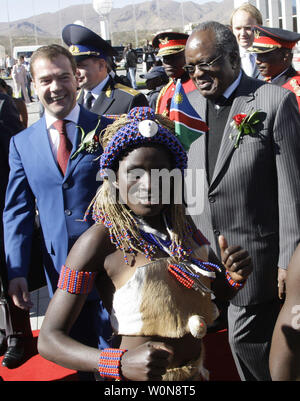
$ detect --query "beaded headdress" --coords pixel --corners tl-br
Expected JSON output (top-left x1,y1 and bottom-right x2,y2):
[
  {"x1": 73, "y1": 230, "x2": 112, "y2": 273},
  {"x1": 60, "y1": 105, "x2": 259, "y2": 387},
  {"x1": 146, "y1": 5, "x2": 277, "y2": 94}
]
[
  {"x1": 87, "y1": 107, "x2": 192, "y2": 264},
  {"x1": 99, "y1": 107, "x2": 187, "y2": 178}
]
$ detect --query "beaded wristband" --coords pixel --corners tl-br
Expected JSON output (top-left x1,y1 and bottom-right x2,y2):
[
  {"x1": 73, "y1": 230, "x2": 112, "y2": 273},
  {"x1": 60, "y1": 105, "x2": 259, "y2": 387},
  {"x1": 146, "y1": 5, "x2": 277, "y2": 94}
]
[
  {"x1": 57, "y1": 265, "x2": 98, "y2": 295},
  {"x1": 98, "y1": 348, "x2": 128, "y2": 380},
  {"x1": 225, "y1": 271, "x2": 246, "y2": 289}
]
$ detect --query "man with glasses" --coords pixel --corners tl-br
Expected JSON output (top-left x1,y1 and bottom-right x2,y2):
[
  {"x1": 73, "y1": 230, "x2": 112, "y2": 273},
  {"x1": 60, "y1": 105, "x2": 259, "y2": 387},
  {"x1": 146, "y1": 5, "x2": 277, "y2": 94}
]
[
  {"x1": 153, "y1": 32, "x2": 195, "y2": 117},
  {"x1": 185, "y1": 21, "x2": 300, "y2": 381}
]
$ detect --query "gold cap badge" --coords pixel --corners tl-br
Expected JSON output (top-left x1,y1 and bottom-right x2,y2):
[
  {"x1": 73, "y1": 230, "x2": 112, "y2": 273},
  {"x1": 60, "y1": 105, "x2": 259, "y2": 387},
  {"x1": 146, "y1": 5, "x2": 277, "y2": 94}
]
[{"x1": 69, "y1": 45, "x2": 80, "y2": 55}]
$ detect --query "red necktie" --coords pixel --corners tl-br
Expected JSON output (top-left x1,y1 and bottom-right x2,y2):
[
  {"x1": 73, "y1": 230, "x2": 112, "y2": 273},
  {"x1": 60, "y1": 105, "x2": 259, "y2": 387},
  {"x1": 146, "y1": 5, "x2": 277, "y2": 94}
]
[{"x1": 53, "y1": 120, "x2": 72, "y2": 175}]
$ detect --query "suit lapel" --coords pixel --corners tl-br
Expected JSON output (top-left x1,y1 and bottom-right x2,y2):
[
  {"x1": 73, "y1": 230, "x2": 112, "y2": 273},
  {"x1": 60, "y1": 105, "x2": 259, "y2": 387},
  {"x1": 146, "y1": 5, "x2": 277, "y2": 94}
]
[
  {"x1": 91, "y1": 78, "x2": 115, "y2": 115},
  {"x1": 64, "y1": 106, "x2": 99, "y2": 181},
  {"x1": 209, "y1": 75, "x2": 256, "y2": 189},
  {"x1": 77, "y1": 88, "x2": 84, "y2": 104},
  {"x1": 187, "y1": 90, "x2": 209, "y2": 184}
]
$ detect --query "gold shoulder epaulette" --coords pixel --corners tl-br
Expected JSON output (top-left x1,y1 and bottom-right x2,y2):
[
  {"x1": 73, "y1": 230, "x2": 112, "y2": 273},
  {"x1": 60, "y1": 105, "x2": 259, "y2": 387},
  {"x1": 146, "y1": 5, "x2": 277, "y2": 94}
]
[
  {"x1": 289, "y1": 78, "x2": 300, "y2": 96},
  {"x1": 155, "y1": 79, "x2": 173, "y2": 114},
  {"x1": 115, "y1": 83, "x2": 140, "y2": 96},
  {"x1": 76, "y1": 88, "x2": 83, "y2": 101}
]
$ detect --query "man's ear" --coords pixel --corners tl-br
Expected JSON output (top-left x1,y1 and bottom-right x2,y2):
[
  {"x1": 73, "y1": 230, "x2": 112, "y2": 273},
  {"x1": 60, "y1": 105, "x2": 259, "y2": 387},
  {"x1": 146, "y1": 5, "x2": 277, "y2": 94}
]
[{"x1": 99, "y1": 58, "x2": 107, "y2": 72}]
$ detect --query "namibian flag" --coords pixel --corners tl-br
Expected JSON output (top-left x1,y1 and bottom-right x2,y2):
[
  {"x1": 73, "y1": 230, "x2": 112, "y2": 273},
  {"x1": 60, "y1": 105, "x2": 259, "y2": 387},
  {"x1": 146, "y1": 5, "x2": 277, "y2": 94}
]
[{"x1": 170, "y1": 80, "x2": 208, "y2": 151}]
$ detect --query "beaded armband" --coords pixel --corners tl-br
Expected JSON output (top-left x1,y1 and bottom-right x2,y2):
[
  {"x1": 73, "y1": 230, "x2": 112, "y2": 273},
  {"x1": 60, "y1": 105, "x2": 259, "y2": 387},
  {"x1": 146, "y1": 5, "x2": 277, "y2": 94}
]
[
  {"x1": 98, "y1": 348, "x2": 128, "y2": 380},
  {"x1": 57, "y1": 265, "x2": 97, "y2": 295}
]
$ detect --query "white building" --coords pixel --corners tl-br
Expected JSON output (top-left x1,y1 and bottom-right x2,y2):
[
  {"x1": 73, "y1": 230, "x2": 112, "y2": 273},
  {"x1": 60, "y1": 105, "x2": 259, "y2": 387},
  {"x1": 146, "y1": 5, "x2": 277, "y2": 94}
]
[
  {"x1": 234, "y1": 0, "x2": 299, "y2": 32},
  {"x1": 234, "y1": 0, "x2": 300, "y2": 67}
]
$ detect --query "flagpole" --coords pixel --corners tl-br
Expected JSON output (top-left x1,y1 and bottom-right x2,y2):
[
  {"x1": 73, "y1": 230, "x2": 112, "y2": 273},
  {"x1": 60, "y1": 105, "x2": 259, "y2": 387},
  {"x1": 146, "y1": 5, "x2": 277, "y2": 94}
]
[
  {"x1": 156, "y1": 0, "x2": 160, "y2": 22},
  {"x1": 83, "y1": 0, "x2": 87, "y2": 25},
  {"x1": 58, "y1": 0, "x2": 63, "y2": 45},
  {"x1": 180, "y1": 0, "x2": 185, "y2": 32},
  {"x1": 132, "y1": 0, "x2": 138, "y2": 48},
  {"x1": 6, "y1": 0, "x2": 13, "y2": 57},
  {"x1": 32, "y1": 0, "x2": 38, "y2": 45}
]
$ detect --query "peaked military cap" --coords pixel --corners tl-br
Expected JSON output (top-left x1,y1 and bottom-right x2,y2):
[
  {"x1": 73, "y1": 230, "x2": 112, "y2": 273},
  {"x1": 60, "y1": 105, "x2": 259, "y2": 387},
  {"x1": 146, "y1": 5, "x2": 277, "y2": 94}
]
[
  {"x1": 152, "y1": 32, "x2": 189, "y2": 57},
  {"x1": 248, "y1": 25, "x2": 300, "y2": 53},
  {"x1": 62, "y1": 24, "x2": 114, "y2": 61}
]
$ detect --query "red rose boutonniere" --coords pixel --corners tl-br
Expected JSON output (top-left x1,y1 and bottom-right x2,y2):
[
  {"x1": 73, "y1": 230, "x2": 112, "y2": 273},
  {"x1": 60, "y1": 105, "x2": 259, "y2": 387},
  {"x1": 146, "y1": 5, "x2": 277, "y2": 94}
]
[
  {"x1": 230, "y1": 110, "x2": 261, "y2": 148},
  {"x1": 71, "y1": 118, "x2": 102, "y2": 159}
]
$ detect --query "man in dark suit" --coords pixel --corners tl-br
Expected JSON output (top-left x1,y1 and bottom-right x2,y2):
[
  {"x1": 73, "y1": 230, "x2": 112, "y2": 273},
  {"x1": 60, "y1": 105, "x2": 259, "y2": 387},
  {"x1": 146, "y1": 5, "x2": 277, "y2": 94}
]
[
  {"x1": 62, "y1": 24, "x2": 148, "y2": 115},
  {"x1": 248, "y1": 25, "x2": 300, "y2": 111},
  {"x1": 184, "y1": 21, "x2": 300, "y2": 381},
  {"x1": 0, "y1": 93, "x2": 25, "y2": 368},
  {"x1": 3, "y1": 45, "x2": 112, "y2": 379}
]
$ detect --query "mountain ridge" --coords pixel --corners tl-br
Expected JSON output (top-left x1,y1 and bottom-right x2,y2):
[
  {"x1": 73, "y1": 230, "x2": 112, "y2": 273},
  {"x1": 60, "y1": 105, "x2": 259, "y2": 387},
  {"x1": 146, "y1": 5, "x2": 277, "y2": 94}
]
[{"x1": 0, "y1": 0, "x2": 234, "y2": 49}]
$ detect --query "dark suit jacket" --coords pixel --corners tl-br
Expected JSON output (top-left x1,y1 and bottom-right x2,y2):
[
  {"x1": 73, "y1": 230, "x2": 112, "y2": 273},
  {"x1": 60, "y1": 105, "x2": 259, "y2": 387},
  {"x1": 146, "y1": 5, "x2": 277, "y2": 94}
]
[
  {"x1": 0, "y1": 94, "x2": 23, "y2": 288},
  {"x1": 77, "y1": 75, "x2": 148, "y2": 115},
  {"x1": 0, "y1": 94, "x2": 23, "y2": 239},
  {"x1": 187, "y1": 73, "x2": 300, "y2": 306}
]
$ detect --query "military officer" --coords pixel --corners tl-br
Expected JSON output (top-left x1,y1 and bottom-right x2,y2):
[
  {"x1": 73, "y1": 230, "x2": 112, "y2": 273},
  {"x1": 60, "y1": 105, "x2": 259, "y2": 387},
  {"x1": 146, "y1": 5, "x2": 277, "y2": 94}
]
[
  {"x1": 62, "y1": 24, "x2": 148, "y2": 115},
  {"x1": 249, "y1": 25, "x2": 300, "y2": 111},
  {"x1": 152, "y1": 31, "x2": 196, "y2": 117}
]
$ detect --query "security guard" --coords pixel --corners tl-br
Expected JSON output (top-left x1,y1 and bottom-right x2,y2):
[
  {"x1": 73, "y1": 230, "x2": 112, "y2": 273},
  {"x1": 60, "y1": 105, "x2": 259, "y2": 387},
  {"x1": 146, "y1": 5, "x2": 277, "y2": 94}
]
[
  {"x1": 152, "y1": 32, "x2": 196, "y2": 117},
  {"x1": 249, "y1": 25, "x2": 300, "y2": 111},
  {"x1": 62, "y1": 24, "x2": 148, "y2": 115}
]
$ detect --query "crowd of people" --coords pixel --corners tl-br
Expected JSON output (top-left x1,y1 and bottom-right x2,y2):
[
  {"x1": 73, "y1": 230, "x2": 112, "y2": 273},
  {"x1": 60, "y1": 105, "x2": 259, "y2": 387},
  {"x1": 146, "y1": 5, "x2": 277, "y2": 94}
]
[{"x1": 0, "y1": 2, "x2": 300, "y2": 382}]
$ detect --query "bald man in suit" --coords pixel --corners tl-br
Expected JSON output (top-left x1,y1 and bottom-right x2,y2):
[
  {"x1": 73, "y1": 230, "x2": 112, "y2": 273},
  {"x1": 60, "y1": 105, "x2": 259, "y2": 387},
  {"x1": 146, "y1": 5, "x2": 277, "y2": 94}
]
[{"x1": 185, "y1": 21, "x2": 300, "y2": 381}]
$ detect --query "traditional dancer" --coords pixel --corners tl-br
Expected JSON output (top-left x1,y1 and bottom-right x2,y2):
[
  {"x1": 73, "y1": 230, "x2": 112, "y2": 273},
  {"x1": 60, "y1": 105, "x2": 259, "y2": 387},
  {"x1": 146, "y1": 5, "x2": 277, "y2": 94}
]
[{"x1": 38, "y1": 107, "x2": 252, "y2": 381}]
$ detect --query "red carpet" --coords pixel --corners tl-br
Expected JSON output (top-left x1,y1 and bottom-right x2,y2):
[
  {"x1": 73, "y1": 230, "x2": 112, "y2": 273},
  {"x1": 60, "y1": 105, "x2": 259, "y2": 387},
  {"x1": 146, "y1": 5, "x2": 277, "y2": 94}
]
[
  {"x1": 0, "y1": 330, "x2": 78, "y2": 381},
  {"x1": 203, "y1": 329, "x2": 240, "y2": 381},
  {"x1": 0, "y1": 329, "x2": 239, "y2": 381}
]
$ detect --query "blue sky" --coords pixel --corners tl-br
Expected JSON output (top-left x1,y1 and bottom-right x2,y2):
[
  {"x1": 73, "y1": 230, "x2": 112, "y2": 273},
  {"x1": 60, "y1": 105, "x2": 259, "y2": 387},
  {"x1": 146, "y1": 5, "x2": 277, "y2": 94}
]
[{"x1": 0, "y1": 0, "x2": 210, "y2": 23}]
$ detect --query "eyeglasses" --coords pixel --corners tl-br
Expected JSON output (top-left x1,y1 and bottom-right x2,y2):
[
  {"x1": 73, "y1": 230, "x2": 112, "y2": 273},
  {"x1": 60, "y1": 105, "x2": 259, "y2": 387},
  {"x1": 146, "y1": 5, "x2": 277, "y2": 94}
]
[{"x1": 183, "y1": 54, "x2": 223, "y2": 74}]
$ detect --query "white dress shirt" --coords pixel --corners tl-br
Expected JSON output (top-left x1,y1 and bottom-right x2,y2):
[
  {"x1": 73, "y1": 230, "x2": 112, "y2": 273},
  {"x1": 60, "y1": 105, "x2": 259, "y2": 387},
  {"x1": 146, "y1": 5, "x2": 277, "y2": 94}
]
[
  {"x1": 240, "y1": 46, "x2": 257, "y2": 77},
  {"x1": 214, "y1": 71, "x2": 242, "y2": 110},
  {"x1": 45, "y1": 104, "x2": 80, "y2": 162},
  {"x1": 83, "y1": 75, "x2": 110, "y2": 108}
]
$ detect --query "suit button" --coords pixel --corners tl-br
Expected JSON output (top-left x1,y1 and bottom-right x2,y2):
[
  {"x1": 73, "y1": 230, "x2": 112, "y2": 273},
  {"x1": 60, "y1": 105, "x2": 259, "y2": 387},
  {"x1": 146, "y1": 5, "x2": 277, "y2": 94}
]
[
  {"x1": 65, "y1": 209, "x2": 72, "y2": 216},
  {"x1": 208, "y1": 196, "x2": 215, "y2": 203},
  {"x1": 63, "y1": 182, "x2": 69, "y2": 189},
  {"x1": 214, "y1": 229, "x2": 220, "y2": 236}
]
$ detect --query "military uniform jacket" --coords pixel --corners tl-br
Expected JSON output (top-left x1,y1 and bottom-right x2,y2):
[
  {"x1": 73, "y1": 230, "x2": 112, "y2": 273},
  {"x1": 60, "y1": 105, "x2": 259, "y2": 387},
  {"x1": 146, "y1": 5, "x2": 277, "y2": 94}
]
[
  {"x1": 186, "y1": 73, "x2": 300, "y2": 306},
  {"x1": 77, "y1": 75, "x2": 148, "y2": 115},
  {"x1": 279, "y1": 66, "x2": 300, "y2": 112}
]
